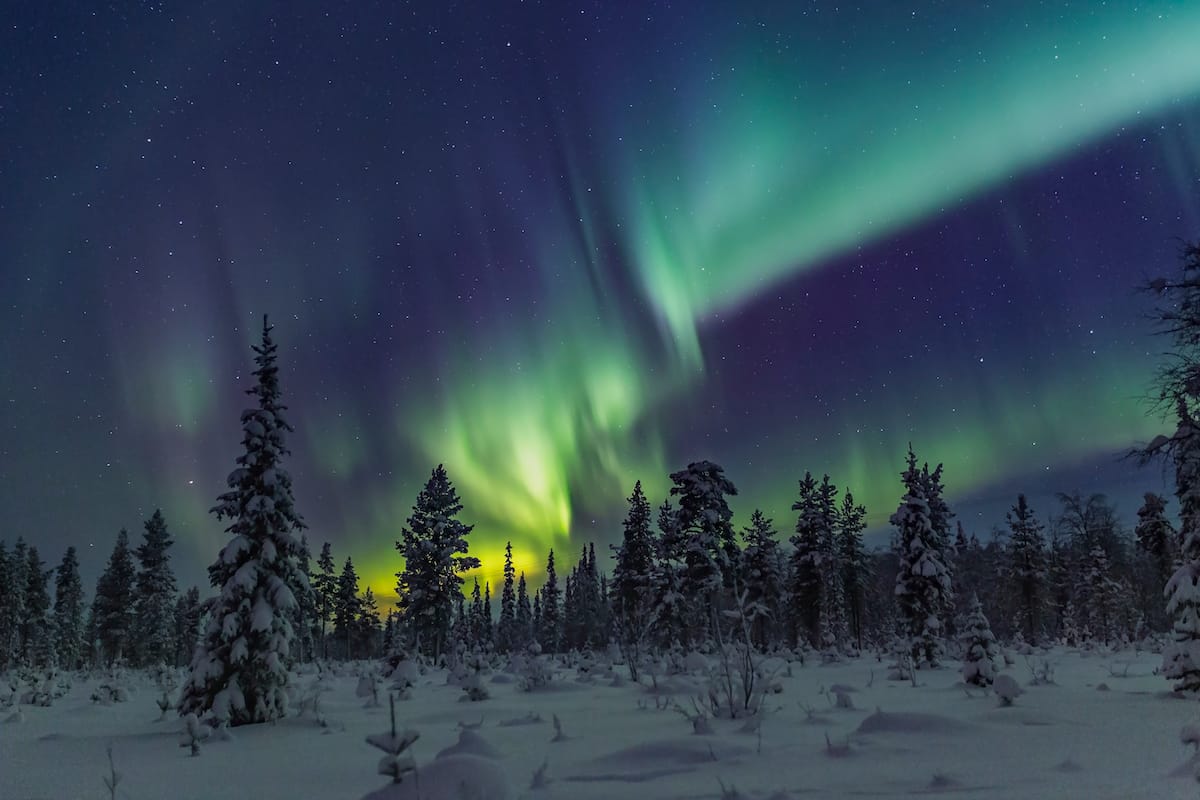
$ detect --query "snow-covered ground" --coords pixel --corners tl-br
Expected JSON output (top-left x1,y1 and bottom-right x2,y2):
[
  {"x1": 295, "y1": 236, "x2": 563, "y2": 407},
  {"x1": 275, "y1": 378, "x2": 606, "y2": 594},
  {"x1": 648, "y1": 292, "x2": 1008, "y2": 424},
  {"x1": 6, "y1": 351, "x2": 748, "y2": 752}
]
[{"x1": 3, "y1": 647, "x2": 1199, "y2": 800}]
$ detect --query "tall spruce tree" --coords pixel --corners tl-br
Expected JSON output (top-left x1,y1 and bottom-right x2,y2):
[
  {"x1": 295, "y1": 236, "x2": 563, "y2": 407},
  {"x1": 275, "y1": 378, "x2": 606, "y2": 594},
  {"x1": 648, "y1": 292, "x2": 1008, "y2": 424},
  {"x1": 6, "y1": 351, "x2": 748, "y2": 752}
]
[
  {"x1": 133, "y1": 509, "x2": 178, "y2": 666},
  {"x1": 0, "y1": 542, "x2": 18, "y2": 669},
  {"x1": 1006, "y1": 495, "x2": 1047, "y2": 642},
  {"x1": 497, "y1": 542, "x2": 517, "y2": 653},
  {"x1": 335, "y1": 557, "x2": 363, "y2": 660},
  {"x1": 815, "y1": 475, "x2": 848, "y2": 654},
  {"x1": 789, "y1": 472, "x2": 824, "y2": 647},
  {"x1": 173, "y1": 586, "x2": 203, "y2": 667},
  {"x1": 313, "y1": 542, "x2": 337, "y2": 659},
  {"x1": 93, "y1": 530, "x2": 137, "y2": 665},
  {"x1": 358, "y1": 587, "x2": 381, "y2": 658},
  {"x1": 294, "y1": 535, "x2": 317, "y2": 663},
  {"x1": 23, "y1": 546, "x2": 53, "y2": 668},
  {"x1": 740, "y1": 509, "x2": 784, "y2": 649},
  {"x1": 891, "y1": 446, "x2": 952, "y2": 667},
  {"x1": 516, "y1": 572, "x2": 532, "y2": 649},
  {"x1": 180, "y1": 316, "x2": 311, "y2": 726},
  {"x1": 539, "y1": 549, "x2": 561, "y2": 653},
  {"x1": 1142, "y1": 243, "x2": 1200, "y2": 688},
  {"x1": 612, "y1": 481, "x2": 658, "y2": 669},
  {"x1": 838, "y1": 492, "x2": 870, "y2": 651},
  {"x1": 53, "y1": 546, "x2": 86, "y2": 670},
  {"x1": 667, "y1": 460, "x2": 739, "y2": 644},
  {"x1": 1136, "y1": 492, "x2": 1177, "y2": 626},
  {"x1": 395, "y1": 464, "x2": 480, "y2": 661}
]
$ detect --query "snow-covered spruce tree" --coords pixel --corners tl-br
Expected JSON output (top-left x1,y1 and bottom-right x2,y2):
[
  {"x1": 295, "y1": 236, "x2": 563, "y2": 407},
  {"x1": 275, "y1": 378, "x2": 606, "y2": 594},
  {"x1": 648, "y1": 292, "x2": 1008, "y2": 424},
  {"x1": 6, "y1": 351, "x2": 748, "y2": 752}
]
[
  {"x1": 789, "y1": 472, "x2": 824, "y2": 648},
  {"x1": 53, "y1": 546, "x2": 86, "y2": 670},
  {"x1": 0, "y1": 542, "x2": 19, "y2": 669},
  {"x1": 539, "y1": 549, "x2": 561, "y2": 653},
  {"x1": 1136, "y1": 492, "x2": 1177, "y2": 629},
  {"x1": 497, "y1": 542, "x2": 518, "y2": 654},
  {"x1": 1139, "y1": 242, "x2": 1200, "y2": 686},
  {"x1": 739, "y1": 509, "x2": 784, "y2": 650},
  {"x1": 313, "y1": 542, "x2": 337, "y2": 659},
  {"x1": 179, "y1": 316, "x2": 311, "y2": 726},
  {"x1": 173, "y1": 586, "x2": 203, "y2": 667},
  {"x1": 358, "y1": 588, "x2": 381, "y2": 658},
  {"x1": 133, "y1": 509, "x2": 178, "y2": 667},
  {"x1": 667, "y1": 460, "x2": 739, "y2": 645},
  {"x1": 920, "y1": 461, "x2": 956, "y2": 636},
  {"x1": 891, "y1": 446, "x2": 952, "y2": 668},
  {"x1": 610, "y1": 481, "x2": 661, "y2": 671},
  {"x1": 93, "y1": 531, "x2": 137, "y2": 665},
  {"x1": 394, "y1": 464, "x2": 481, "y2": 661},
  {"x1": 1082, "y1": 544, "x2": 1124, "y2": 645},
  {"x1": 294, "y1": 535, "x2": 317, "y2": 663},
  {"x1": 23, "y1": 545, "x2": 54, "y2": 668},
  {"x1": 336, "y1": 557, "x2": 364, "y2": 661},
  {"x1": 960, "y1": 595, "x2": 1001, "y2": 688},
  {"x1": 839, "y1": 492, "x2": 871, "y2": 651},
  {"x1": 516, "y1": 572, "x2": 532, "y2": 649},
  {"x1": 815, "y1": 475, "x2": 849, "y2": 656},
  {"x1": 1005, "y1": 495, "x2": 1047, "y2": 643},
  {"x1": 652, "y1": 497, "x2": 686, "y2": 649}
]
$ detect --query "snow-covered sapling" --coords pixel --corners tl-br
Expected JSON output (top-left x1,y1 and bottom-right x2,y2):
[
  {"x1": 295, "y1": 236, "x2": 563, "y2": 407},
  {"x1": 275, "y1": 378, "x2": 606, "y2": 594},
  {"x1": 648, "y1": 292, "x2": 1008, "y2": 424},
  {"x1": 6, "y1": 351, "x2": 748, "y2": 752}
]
[
  {"x1": 178, "y1": 712, "x2": 212, "y2": 756},
  {"x1": 993, "y1": 673, "x2": 1023, "y2": 707},
  {"x1": 551, "y1": 713, "x2": 567, "y2": 742},
  {"x1": 960, "y1": 596, "x2": 1001, "y2": 688},
  {"x1": 366, "y1": 695, "x2": 419, "y2": 785},
  {"x1": 102, "y1": 744, "x2": 121, "y2": 800},
  {"x1": 356, "y1": 665, "x2": 384, "y2": 709},
  {"x1": 530, "y1": 758, "x2": 550, "y2": 790}
]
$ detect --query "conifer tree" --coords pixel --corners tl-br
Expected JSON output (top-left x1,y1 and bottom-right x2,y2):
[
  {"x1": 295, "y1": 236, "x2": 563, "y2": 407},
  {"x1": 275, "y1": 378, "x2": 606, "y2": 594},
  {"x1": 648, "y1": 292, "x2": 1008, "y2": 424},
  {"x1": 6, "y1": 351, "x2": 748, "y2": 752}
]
[
  {"x1": 1143, "y1": 242, "x2": 1200, "y2": 688},
  {"x1": 1006, "y1": 495, "x2": 1047, "y2": 642},
  {"x1": 53, "y1": 546, "x2": 86, "y2": 670},
  {"x1": 173, "y1": 586, "x2": 203, "y2": 667},
  {"x1": 1136, "y1": 492, "x2": 1177, "y2": 623},
  {"x1": 133, "y1": 509, "x2": 178, "y2": 666},
  {"x1": 23, "y1": 546, "x2": 53, "y2": 668},
  {"x1": 5, "y1": 539, "x2": 30, "y2": 665},
  {"x1": 180, "y1": 316, "x2": 311, "y2": 726},
  {"x1": 532, "y1": 589, "x2": 543, "y2": 643},
  {"x1": 838, "y1": 492, "x2": 870, "y2": 650},
  {"x1": 612, "y1": 481, "x2": 659, "y2": 668},
  {"x1": 891, "y1": 446, "x2": 952, "y2": 667},
  {"x1": 313, "y1": 542, "x2": 338, "y2": 659},
  {"x1": 394, "y1": 465, "x2": 480, "y2": 661},
  {"x1": 0, "y1": 542, "x2": 19, "y2": 669},
  {"x1": 497, "y1": 542, "x2": 517, "y2": 653},
  {"x1": 93, "y1": 530, "x2": 137, "y2": 665},
  {"x1": 653, "y1": 497, "x2": 685, "y2": 648},
  {"x1": 815, "y1": 475, "x2": 848, "y2": 654},
  {"x1": 740, "y1": 510, "x2": 784, "y2": 649},
  {"x1": 358, "y1": 587, "x2": 381, "y2": 658},
  {"x1": 960, "y1": 595, "x2": 1000, "y2": 687},
  {"x1": 482, "y1": 581, "x2": 494, "y2": 647},
  {"x1": 539, "y1": 549, "x2": 560, "y2": 653},
  {"x1": 294, "y1": 535, "x2": 317, "y2": 663},
  {"x1": 336, "y1": 557, "x2": 363, "y2": 660},
  {"x1": 666, "y1": 460, "x2": 739, "y2": 644},
  {"x1": 516, "y1": 572, "x2": 532, "y2": 649},
  {"x1": 789, "y1": 472, "x2": 824, "y2": 647}
]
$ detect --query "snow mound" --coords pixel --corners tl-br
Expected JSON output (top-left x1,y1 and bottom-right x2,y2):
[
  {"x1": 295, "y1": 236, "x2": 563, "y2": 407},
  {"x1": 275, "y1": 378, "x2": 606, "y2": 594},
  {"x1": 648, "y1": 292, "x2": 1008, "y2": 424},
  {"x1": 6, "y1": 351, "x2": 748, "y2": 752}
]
[
  {"x1": 592, "y1": 736, "x2": 753, "y2": 766},
  {"x1": 856, "y1": 710, "x2": 972, "y2": 736},
  {"x1": 361, "y1": 754, "x2": 512, "y2": 800},
  {"x1": 435, "y1": 729, "x2": 502, "y2": 761}
]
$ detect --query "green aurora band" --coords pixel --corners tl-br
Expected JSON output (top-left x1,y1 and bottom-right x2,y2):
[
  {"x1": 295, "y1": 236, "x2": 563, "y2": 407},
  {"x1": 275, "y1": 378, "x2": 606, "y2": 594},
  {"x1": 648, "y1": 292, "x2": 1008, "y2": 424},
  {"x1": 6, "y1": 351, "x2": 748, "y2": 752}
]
[{"x1": 334, "y1": 5, "x2": 1200, "y2": 599}]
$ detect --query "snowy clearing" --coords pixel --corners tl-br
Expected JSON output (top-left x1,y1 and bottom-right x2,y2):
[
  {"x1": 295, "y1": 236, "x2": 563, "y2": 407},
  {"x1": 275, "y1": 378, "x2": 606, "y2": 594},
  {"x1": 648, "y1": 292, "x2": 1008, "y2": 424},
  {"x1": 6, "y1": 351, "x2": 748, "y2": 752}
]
[{"x1": 3, "y1": 647, "x2": 1198, "y2": 800}]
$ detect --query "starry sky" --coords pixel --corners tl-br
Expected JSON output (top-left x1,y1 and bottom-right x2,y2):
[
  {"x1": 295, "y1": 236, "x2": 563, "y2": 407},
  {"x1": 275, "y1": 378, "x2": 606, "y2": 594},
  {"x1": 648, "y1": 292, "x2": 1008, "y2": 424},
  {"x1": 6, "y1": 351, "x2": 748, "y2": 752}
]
[{"x1": 3, "y1": 2, "x2": 1200, "y2": 602}]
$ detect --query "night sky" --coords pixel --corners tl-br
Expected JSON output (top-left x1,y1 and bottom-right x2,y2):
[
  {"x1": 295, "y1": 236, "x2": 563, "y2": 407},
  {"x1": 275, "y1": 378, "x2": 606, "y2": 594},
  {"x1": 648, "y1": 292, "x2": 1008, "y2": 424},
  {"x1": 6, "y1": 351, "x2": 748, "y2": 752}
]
[{"x1": 3, "y1": 2, "x2": 1200, "y2": 602}]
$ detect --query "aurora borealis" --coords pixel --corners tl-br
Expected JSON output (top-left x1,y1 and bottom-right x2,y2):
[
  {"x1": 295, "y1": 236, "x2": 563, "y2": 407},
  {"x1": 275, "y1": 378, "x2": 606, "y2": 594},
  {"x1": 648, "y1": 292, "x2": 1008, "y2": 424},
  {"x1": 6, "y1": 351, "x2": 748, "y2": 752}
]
[{"x1": 3, "y1": 2, "x2": 1200, "y2": 601}]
